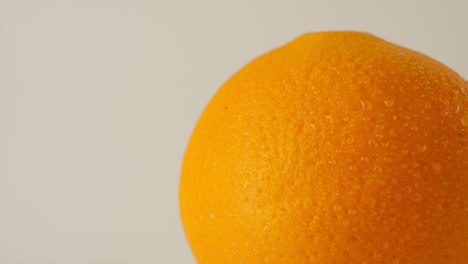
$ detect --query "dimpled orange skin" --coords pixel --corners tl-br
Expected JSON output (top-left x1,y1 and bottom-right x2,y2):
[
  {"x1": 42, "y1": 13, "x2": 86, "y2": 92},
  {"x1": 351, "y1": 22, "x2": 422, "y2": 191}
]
[{"x1": 180, "y1": 32, "x2": 467, "y2": 264}]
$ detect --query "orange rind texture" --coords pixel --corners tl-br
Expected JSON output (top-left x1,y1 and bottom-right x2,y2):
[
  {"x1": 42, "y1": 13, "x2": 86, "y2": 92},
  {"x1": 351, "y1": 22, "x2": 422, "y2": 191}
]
[{"x1": 180, "y1": 32, "x2": 467, "y2": 264}]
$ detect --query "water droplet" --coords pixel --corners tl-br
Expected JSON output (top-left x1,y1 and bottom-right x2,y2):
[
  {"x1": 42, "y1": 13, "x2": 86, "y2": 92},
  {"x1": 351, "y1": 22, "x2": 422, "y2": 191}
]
[
  {"x1": 376, "y1": 134, "x2": 383, "y2": 139},
  {"x1": 210, "y1": 213, "x2": 215, "y2": 218},
  {"x1": 328, "y1": 160, "x2": 336, "y2": 165},
  {"x1": 384, "y1": 100, "x2": 395, "y2": 107},
  {"x1": 361, "y1": 156, "x2": 370, "y2": 163},
  {"x1": 461, "y1": 116, "x2": 468, "y2": 127},
  {"x1": 455, "y1": 149, "x2": 464, "y2": 155},
  {"x1": 360, "y1": 100, "x2": 373, "y2": 110},
  {"x1": 325, "y1": 115, "x2": 333, "y2": 123},
  {"x1": 244, "y1": 133, "x2": 250, "y2": 136},
  {"x1": 310, "y1": 124, "x2": 317, "y2": 130},
  {"x1": 417, "y1": 145, "x2": 427, "y2": 152},
  {"x1": 346, "y1": 137, "x2": 354, "y2": 144},
  {"x1": 349, "y1": 165, "x2": 358, "y2": 171}
]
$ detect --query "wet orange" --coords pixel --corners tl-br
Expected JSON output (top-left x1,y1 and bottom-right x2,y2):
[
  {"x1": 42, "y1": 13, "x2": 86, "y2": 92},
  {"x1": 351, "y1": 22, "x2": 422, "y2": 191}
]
[{"x1": 180, "y1": 32, "x2": 467, "y2": 263}]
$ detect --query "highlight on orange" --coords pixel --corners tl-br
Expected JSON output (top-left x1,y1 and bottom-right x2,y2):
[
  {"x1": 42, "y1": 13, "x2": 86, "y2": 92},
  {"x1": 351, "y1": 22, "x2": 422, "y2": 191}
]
[{"x1": 180, "y1": 32, "x2": 467, "y2": 264}]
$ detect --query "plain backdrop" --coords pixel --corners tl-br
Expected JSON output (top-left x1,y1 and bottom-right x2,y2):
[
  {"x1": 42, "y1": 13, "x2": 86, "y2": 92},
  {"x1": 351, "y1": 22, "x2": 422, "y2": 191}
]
[{"x1": 1, "y1": 0, "x2": 467, "y2": 263}]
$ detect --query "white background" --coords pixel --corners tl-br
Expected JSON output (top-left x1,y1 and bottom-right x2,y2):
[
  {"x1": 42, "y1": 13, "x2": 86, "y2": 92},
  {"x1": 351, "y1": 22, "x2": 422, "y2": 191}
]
[{"x1": 1, "y1": 1, "x2": 467, "y2": 263}]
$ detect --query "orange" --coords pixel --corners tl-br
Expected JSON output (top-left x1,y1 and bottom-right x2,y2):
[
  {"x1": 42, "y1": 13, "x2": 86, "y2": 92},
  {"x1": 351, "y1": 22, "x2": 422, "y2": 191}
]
[{"x1": 179, "y1": 31, "x2": 467, "y2": 263}]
